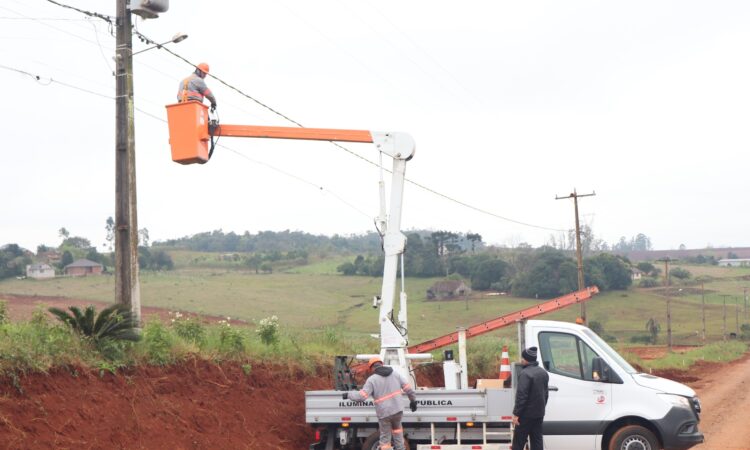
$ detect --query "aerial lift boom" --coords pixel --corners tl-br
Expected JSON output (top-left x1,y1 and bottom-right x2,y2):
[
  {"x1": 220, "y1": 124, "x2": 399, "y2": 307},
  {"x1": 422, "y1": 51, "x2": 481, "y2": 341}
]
[{"x1": 165, "y1": 100, "x2": 428, "y2": 380}]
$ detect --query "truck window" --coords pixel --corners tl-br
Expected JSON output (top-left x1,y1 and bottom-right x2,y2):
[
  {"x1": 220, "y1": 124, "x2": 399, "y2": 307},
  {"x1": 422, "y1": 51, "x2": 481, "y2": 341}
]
[{"x1": 539, "y1": 332, "x2": 601, "y2": 381}]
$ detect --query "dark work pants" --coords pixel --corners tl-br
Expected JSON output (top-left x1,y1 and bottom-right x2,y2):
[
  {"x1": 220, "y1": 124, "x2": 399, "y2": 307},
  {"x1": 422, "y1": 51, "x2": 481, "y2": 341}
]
[{"x1": 511, "y1": 417, "x2": 544, "y2": 450}]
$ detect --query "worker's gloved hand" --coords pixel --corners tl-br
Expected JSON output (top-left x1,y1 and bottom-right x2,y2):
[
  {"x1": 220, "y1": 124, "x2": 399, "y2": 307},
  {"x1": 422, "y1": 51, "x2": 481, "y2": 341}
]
[
  {"x1": 409, "y1": 401, "x2": 418, "y2": 412},
  {"x1": 342, "y1": 393, "x2": 349, "y2": 400}
]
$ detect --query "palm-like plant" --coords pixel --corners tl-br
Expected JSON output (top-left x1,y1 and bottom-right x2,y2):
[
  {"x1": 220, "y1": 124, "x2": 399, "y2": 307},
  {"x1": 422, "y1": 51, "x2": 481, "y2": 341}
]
[{"x1": 48, "y1": 304, "x2": 140, "y2": 342}]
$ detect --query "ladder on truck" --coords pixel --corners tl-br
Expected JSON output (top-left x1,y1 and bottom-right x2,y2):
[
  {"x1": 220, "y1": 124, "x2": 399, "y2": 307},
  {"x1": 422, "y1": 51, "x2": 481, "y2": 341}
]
[{"x1": 351, "y1": 286, "x2": 600, "y2": 375}]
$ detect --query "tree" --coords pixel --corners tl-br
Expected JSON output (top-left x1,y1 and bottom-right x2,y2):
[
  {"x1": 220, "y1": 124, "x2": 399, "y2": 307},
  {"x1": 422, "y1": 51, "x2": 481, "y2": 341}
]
[
  {"x1": 645, "y1": 318, "x2": 661, "y2": 344},
  {"x1": 105, "y1": 216, "x2": 115, "y2": 251},
  {"x1": 584, "y1": 254, "x2": 632, "y2": 290},
  {"x1": 61, "y1": 236, "x2": 91, "y2": 249},
  {"x1": 61, "y1": 250, "x2": 74, "y2": 268},
  {"x1": 138, "y1": 228, "x2": 150, "y2": 247},
  {"x1": 0, "y1": 244, "x2": 31, "y2": 280},
  {"x1": 58, "y1": 227, "x2": 70, "y2": 239},
  {"x1": 466, "y1": 233, "x2": 483, "y2": 254},
  {"x1": 244, "y1": 254, "x2": 263, "y2": 274},
  {"x1": 512, "y1": 248, "x2": 578, "y2": 299},
  {"x1": 670, "y1": 267, "x2": 691, "y2": 280},
  {"x1": 337, "y1": 262, "x2": 356, "y2": 276},
  {"x1": 470, "y1": 258, "x2": 510, "y2": 291},
  {"x1": 637, "y1": 262, "x2": 655, "y2": 275}
]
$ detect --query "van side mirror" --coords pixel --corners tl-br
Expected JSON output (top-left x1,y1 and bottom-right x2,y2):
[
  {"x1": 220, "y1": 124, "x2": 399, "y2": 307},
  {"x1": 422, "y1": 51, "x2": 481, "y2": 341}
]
[
  {"x1": 592, "y1": 357, "x2": 607, "y2": 382},
  {"x1": 592, "y1": 357, "x2": 623, "y2": 384}
]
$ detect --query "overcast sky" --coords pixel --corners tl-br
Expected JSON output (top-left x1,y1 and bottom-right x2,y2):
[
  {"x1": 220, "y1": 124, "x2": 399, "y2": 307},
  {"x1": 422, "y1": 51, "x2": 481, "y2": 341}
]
[{"x1": 2, "y1": 0, "x2": 749, "y2": 252}]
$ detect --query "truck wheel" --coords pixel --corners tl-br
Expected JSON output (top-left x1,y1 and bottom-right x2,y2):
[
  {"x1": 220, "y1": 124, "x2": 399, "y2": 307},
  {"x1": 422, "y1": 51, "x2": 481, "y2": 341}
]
[
  {"x1": 361, "y1": 432, "x2": 411, "y2": 450},
  {"x1": 608, "y1": 425, "x2": 659, "y2": 450}
]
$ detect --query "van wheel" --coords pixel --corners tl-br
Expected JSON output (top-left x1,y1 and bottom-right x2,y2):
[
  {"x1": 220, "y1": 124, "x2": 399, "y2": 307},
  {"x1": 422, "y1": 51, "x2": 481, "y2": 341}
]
[
  {"x1": 361, "y1": 431, "x2": 411, "y2": 450},
  {"x1": 608, "y1": 425, "x2": 659, "y2": 450}
]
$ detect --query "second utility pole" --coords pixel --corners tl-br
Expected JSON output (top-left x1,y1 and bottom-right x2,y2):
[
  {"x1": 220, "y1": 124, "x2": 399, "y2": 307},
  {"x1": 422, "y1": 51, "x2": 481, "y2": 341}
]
[
  {"x1": 656, "y1": 257, "x2": 676, "y2": 351},
  {"x1": 556, "y1": 188, "x2": 596, "y2": 326}
]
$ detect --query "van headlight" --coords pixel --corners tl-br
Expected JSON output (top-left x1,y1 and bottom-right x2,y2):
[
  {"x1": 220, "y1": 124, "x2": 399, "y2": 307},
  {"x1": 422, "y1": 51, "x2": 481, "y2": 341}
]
[{"x1": 658, "y1": 394, "x2": 691, "y2": 409}]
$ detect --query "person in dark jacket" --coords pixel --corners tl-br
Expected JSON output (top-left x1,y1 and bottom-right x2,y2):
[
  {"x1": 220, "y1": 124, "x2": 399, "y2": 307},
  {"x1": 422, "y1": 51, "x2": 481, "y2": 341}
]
[{"x1": 512, "y1": 346, "x2": 549, "y2": 450}]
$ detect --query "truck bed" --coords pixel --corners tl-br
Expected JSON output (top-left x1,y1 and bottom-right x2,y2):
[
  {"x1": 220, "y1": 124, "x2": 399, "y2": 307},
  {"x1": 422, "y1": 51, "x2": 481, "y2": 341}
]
[{"x1": 306, "y1": 388, "x2": 514, "y2": 424}]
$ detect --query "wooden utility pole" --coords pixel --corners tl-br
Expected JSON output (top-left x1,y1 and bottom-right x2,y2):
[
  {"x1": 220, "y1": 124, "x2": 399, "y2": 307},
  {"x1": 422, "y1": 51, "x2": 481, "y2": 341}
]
[
  {"x1": 115, "y1": 0, "x2": 141, "y2": 324},
  {"x1": 701, "y1": 282, "x2": 706, "y2": 343},
  {"x1": 656, "y1": 257, "x2": 675, "y2": 351},
  {"x1": 736, "y1": 297, "x2": 740, "y2": 335},
  {"x1": 555, "y1": 189, "x2": 595, "y2": 326},
  {"x1": 744, "y1": 287, "x2": 748, "y2": 322},
  {"x1": 720, "y1": 294, "x2": 731, "y2": 340}
]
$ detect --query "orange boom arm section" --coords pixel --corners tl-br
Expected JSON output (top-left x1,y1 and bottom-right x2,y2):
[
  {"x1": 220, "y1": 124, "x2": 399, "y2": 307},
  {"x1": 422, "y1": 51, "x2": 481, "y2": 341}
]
[
  {"x1": 409, "y1": 286, "x2": 599, "y2": 354},
  {"x1": 165, "y1": 101, "x2": 373, "y2": 164}
]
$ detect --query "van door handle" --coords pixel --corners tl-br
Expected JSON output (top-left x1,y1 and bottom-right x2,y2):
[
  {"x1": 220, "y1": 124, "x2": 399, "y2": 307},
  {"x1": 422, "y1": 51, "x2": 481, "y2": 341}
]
[{"x1": 548, "y1": 386, "x2": 559, "y2": 392}]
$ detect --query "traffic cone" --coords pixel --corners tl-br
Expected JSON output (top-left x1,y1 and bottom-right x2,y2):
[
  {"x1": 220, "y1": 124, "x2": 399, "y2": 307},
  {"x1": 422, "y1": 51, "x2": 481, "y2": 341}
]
[{"x1": 498, "y1": 345, "x2": 511, "y2": 381}]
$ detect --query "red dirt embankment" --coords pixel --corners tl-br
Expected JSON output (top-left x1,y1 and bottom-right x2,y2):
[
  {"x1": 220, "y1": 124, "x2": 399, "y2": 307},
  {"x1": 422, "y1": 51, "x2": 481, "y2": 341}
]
[{"x1": 0, "y1": 360, "x2": 331, "y2": 450}]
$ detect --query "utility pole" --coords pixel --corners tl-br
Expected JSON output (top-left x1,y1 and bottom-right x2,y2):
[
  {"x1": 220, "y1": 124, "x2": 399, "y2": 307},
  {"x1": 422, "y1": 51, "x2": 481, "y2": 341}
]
[
  {"x1": 744, "y1": 287, "x2": 748, "y2": 322},
  {"x1": 656, "y1": 257, "x2": 676, "y2": 351},
  {"x1": 701, "y1": 282, "x2": 706, "y2": 343},
  {"x1": 736, "y1": 297, "x2": 740, "y2": 335},
  {"x1": 555, "y1": 188, "x2": 595, "y2": 326},
  {"x1": 115, "y1": 0, "x2": 141, "y2": 324},
  {"x1": 720, "y1": 294, "x2": 731, "y2": 341}
]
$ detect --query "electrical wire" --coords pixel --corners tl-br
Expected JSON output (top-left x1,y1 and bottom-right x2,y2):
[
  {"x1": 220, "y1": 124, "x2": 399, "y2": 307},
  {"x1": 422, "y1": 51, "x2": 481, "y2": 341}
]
[{"x1": 35, "y1": 0, "x2": 569, "y2": 233}]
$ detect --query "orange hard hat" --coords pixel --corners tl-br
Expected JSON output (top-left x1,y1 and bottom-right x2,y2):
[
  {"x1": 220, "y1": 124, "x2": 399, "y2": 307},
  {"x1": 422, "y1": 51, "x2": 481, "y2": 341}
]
[
  {"x1": 367, "y1": 357, "x2": 383, "y2": 370},
  {"x1": 196, "y1": 62, "x2": 209, "y2": 74}
]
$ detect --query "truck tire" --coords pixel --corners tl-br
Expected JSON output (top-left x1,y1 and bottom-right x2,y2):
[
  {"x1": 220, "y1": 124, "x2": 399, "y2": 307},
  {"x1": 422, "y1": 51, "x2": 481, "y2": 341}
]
[
  {"x1": 361, "y1": 432, "x2": 411, "y2": 450},
  {"x1": 608, "y1": 425, "x2": 659, "y2": 450}
]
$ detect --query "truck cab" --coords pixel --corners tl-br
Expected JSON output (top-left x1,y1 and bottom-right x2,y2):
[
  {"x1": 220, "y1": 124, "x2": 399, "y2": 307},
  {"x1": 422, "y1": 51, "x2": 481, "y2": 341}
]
[{"x1": 526, "y1": 320, "x2": 704, "y2": 450}]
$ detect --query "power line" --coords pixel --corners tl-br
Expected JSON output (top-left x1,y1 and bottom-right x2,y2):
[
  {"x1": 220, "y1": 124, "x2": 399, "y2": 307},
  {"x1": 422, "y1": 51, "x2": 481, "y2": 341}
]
[
  {"x1": 0, "y1": 63, "x2": 112, "y2": 99},
  {"x1": 1, "y1": 62, "x2": 372, "y2": 221},
  {"x1": 38, "y1": 0, "x2": 568, "y2": 233}
]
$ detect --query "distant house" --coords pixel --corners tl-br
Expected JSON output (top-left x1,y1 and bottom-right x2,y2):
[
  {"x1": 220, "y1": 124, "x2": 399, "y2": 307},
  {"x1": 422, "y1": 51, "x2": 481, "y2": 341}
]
[
  {"x1": 64, "y1": 259, "x2": 103, "y2": 276},
  {"x1": 427, "y1": 280, "x2": 471, "y2": 300},
  {"x1": 631, "y1": 268, "x2": 644, "y2": 280},
  {"x1": 26, "y1": 263, "x2": 55, "y2": 279},
  {"x1": 718, "y1": 258, "x2": 750, "y2": 267}
]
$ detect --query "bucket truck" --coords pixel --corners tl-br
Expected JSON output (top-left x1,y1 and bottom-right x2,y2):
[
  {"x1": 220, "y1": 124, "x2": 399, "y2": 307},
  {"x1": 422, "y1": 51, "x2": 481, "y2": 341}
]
[{"x1": 165, "y1": 101, "x2": 704, "y2": 450}]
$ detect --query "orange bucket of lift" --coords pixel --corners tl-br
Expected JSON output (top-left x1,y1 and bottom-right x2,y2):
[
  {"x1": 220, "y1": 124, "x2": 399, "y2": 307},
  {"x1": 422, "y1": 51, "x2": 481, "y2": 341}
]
[{"x1": 165, "y1": 101, "x2": 210, "y2": 164}]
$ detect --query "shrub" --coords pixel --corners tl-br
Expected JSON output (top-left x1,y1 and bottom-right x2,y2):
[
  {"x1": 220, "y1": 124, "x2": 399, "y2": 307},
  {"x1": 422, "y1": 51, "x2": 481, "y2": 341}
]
[
  {"x1": 256, "y1": 315, "x2": 280, "y2": 346},
  {"x1": 219, "y1": 321, "x2": 245, "y2": 355},
  {"x1": 670, "y1": 267, "x2": 691, "y2": 280},
  {"x1": 142, "y1": 321, "x2": 176, "y2": 365},
  {"x1": 0, "y1": 300, "x2": 8, "y2": 325},
  {"x1": 171, "y1": 312, "x2": 207, "y2": 348},
  {"x1": 630, "y1": 335, "x2": 652, "y2": 344},
  {"x1": 48, "y1": 305, "x2": 140, "y2": 343},
  {"x1": 639, "y1": 277, "x2": 659, "y2": 288}
]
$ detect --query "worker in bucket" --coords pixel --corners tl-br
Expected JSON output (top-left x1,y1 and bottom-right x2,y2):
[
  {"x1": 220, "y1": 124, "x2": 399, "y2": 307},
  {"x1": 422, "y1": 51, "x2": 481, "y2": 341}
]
[
  {"x1": 511, "y1": 346, "x2": 549, "y2": 450},
  {"x1": 177, "y1": 62, "x2": 217, "y2": 111},
  {"x1": 342, "y1": 357, "x2": 417, "y2": 450}
]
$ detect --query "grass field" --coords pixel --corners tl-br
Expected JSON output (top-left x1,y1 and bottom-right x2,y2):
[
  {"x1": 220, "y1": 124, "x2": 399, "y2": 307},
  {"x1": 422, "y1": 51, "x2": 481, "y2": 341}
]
[{"x1": 2, "y1": 256, "x2": 748, "y2": 347}]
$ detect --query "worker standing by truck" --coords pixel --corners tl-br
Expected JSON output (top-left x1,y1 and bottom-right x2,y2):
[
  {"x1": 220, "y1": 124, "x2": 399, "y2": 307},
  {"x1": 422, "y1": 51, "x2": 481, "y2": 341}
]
[
  {"x1": 511, "y1": 346, "x2": 549, "y2": 450},
  {"x1": 177, "y1": 62, "x2": 217, "y2": 111},
  {"x1": 343, "y1": 357, "x2": 417, "y2": 450}
]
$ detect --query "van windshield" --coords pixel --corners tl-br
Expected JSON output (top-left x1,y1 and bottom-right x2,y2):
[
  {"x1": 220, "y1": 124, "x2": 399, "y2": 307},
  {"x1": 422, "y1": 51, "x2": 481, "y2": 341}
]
[{"x1": 582, "y1": 329, "x2": 638, "y2": 374}]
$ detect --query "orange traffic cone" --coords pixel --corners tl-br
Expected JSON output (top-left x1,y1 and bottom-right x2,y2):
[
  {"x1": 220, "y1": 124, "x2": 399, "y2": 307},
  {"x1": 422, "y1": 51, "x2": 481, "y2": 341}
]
[{"x1": 498, "y1": 345, "x2": 511, "y2": 381}]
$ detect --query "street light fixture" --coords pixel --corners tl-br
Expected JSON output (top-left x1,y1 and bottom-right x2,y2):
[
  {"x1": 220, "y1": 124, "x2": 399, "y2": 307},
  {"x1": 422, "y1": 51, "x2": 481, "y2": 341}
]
[{"x1": 132, "y1": 32, "x2": 188, "y2": 56}]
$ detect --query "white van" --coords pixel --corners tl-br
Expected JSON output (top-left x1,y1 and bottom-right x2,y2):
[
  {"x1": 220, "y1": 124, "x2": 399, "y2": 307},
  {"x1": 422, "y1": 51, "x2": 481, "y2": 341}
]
[
  {"x1": 308, "y1": 319, "x2": 704, "y2": 450},
  {"x1": 528, "y1": 320, "x2": 704, "y2": 450}
]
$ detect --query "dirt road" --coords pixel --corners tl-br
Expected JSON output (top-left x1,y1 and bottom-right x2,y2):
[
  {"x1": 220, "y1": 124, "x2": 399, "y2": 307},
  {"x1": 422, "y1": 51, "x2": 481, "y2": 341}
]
[{"x1": 690, "y1": 353, "x2": 750, "y2": 450}]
